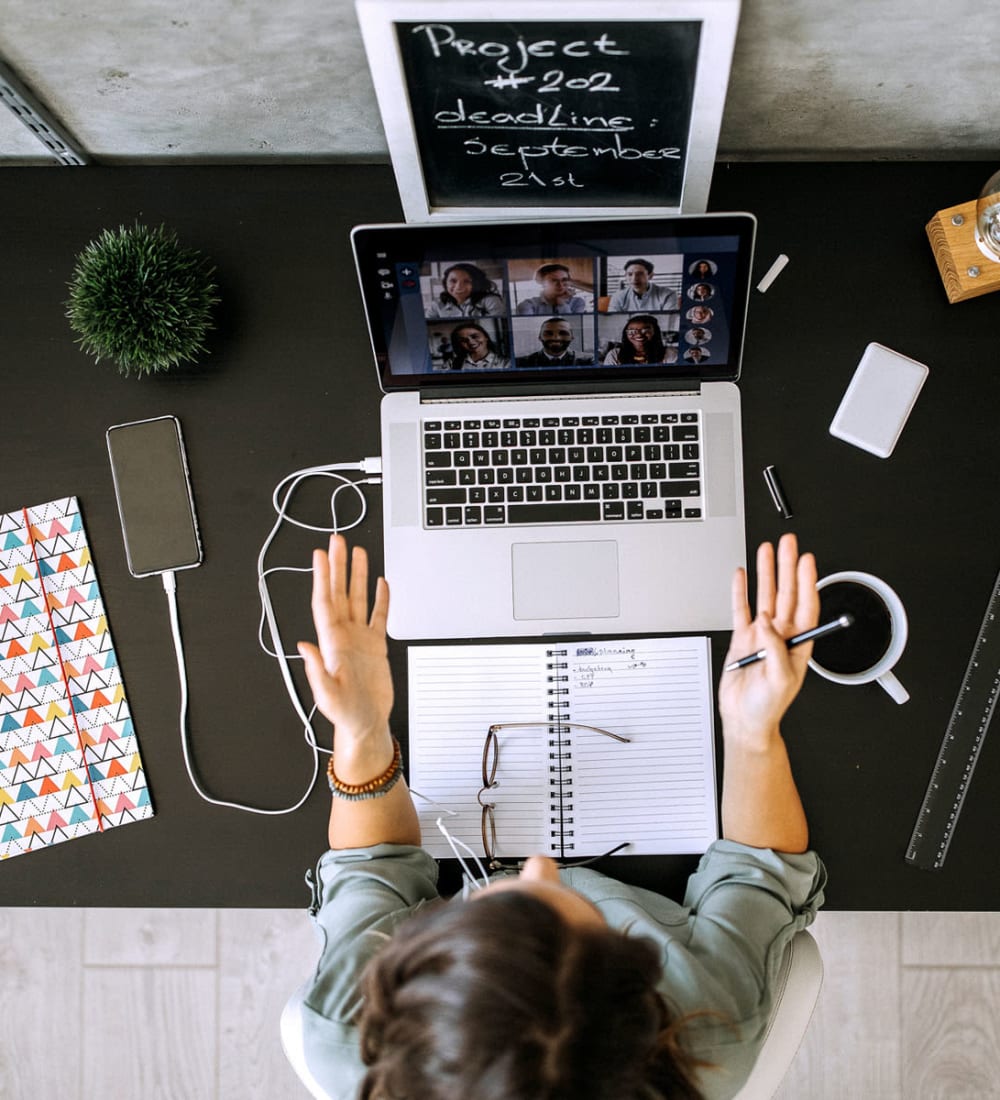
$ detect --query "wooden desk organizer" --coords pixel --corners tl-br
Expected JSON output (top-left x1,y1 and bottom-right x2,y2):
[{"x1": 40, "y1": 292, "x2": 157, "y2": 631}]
[{"x1": 926, "y1": 199, "x2": 1000, "y2": 303}]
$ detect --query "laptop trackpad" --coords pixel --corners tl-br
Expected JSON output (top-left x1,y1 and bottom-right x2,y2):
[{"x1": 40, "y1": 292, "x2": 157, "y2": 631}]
[{"x1": 511, "y1": 541, "x2": 620, "y2": 620}]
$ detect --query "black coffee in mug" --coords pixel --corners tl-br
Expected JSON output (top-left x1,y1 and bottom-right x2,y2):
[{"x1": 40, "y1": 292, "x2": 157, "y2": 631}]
[{"x1": 812, "y1": 581, "x2": 893, "y2": 674}]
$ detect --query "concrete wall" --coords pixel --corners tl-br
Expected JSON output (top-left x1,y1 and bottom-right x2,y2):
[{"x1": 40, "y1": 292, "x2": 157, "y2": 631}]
[{"x1": 0, "y1": 0, "x2": 995, "y2": 165}]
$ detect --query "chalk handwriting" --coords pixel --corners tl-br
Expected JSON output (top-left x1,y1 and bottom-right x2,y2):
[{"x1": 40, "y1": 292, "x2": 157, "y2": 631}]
[
  {"x1": 482, "y1": 73, "x2": 536, "y2": 91},
  {"x1": 434, "y1": 100, "x2": 632, "y2": 130},
  {"x1": 464, "y1": 134, "x2": 681, "y2": 172},
  {"x1": 411, "y1": 24, "x2": 629, "y2": 75},
  {"x1": 499, "y1": 171, "x2": 584, "y2": 188},
  {"x1": 400, "y1": 20, "x2": 693, "y2": 201},
  {"x1": 539, "y1": 70, "x2": 620, "y2": 93}
]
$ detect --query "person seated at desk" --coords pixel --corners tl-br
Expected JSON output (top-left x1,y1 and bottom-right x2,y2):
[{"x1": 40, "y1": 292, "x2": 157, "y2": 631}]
[
  {"x1": 603, "y1": 314, "x2": 676, "y2": 365},
  {"x1": 425, "y1": 262, "x2": 505, "y2": 319},
  {"x1": 515, "y1": 263, "x2": 588, "y2": 315},
  {"x1": 292, "y1": 532, "x2": 827, "y2": 1100},
  {"x1": 451, "y1": 322, "x2": 510, "y2": 371},
  {"x1": 517, "y1": 318, "x2": 592, "y2": 367},
  {"x1": 609, "y1": 258, "x2": 679, "y2": 313}
]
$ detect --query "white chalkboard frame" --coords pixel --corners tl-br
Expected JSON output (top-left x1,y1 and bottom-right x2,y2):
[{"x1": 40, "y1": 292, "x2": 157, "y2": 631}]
[{"x1": 356, "y1": 0, "x2": 741, "y2": 223}]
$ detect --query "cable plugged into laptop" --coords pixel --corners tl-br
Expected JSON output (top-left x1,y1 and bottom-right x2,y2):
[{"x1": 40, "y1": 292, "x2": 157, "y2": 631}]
[
  {"x1": 250, "y1": 456, "x2": 384, "y2": 806},
  {"x1": 161, "y1": 453, "x2": 384, "y2": 816}
]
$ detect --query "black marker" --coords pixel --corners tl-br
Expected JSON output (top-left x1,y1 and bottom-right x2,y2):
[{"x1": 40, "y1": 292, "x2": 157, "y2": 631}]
[
  {"x1": 724, "y1": 615, "x2": 853, "y2": 672},
  {"x1": 763, "y1": 464, "x2": 793, "y2": 519}
]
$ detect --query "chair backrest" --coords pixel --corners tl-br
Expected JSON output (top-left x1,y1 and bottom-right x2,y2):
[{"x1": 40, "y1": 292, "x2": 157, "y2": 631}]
[
  {"x1": 731, "y1": 929, "x2": 824, "y2": 1100},
  {"x1": 280, "y1": 982, "x2": 335, "y2": 1100}
]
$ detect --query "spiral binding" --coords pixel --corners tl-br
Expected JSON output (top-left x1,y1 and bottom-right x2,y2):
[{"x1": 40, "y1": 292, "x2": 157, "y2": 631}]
[{"x1": 546, "y1": 649, "x2": 575, "y2": 854}]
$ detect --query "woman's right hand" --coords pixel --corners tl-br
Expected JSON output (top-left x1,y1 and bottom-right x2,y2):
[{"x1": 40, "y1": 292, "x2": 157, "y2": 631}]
[{"x1": 297, "y1": 536, "x2": 394, "y2": 764}]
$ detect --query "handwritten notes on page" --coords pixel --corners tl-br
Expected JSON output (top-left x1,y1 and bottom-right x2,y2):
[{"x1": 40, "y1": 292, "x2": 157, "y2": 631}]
[{"x1": 406, "y1": 636, "x2": 716, "y2": 863}]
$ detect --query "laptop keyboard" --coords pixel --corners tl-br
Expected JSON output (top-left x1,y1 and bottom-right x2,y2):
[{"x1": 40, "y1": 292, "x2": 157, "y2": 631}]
[{"x1": 422, "y1": 413, "x2": 703, "y2": 528}]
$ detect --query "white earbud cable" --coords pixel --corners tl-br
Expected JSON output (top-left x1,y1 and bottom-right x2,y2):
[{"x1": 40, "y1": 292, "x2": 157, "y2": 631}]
[{"x1": 161, "y1": 458, "x2": 381, "y2": 814}]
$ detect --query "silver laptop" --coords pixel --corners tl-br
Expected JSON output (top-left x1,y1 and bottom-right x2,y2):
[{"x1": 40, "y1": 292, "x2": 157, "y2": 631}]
[{"x1": 351, "y1": 213, "x2": 755, "y2": 640}]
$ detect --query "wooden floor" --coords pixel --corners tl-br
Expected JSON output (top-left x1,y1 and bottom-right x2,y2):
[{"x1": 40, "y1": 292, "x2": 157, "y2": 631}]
[{"x1": 1, "y1": 908, "x2": 999, "y2": 1099}]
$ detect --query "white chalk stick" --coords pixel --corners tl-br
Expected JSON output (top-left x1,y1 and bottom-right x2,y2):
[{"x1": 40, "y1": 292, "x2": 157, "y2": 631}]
[{"x1": 756, "y1": 253, "x2": 789, "y2": 293}]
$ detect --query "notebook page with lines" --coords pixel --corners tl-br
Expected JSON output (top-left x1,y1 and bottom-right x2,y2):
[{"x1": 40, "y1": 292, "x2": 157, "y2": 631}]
[{"x1": 407, "y1": 636, "x2": 716, "y2": 861}]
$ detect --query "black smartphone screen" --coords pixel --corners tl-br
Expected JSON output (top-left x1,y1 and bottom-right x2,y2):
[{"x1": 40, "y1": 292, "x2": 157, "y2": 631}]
[{"x1": 107, "y1": 416, "x2": 203, "y2": 576}]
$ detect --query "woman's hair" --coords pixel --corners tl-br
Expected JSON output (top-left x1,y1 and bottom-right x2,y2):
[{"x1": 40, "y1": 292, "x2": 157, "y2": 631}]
[
  {"x1": 440, "y1": 263, "x2": 501, "y2": 307},
  {"x1": 453, "y1": 322, "x2": 497, "y2": 356},
  {"x1": 617, "y1": 314, "x2": 667, "y2": 365},
  {"x1": 357, "y1": 891, "x2": 707, "y2": 1100}
]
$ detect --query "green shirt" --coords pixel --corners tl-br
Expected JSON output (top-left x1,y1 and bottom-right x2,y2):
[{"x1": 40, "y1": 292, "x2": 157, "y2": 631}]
[{"x1": 293, "y1": 840, "x2": 826, "y2": 1100}]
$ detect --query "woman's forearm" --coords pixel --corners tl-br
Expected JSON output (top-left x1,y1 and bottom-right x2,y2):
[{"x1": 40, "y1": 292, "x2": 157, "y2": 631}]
[
  {"x1": 326, "y1": 726, "x2": 422, "y2": 849},
  {"x1": 720, "y1": 725, "x2": 808, "y2": 854},
  {"x1": 328, "y1": 778, "x2": 422, "y2": 849}
]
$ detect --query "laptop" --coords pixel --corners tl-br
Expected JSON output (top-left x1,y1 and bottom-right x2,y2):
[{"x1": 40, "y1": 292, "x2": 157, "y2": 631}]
[{"x1": 351, "y1": 213, "x2": 755, "y2": 640}]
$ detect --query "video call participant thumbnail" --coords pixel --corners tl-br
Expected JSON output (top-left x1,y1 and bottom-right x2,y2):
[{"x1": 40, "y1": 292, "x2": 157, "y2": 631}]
[
  {"x1": 517, "y1": 318, "x2": 593, "y2": 367},
  {"x1": 450, "y1": 322, "x2": 510, "y2": 371},
  {"x1": 425, "y1": 262, "x2": 505, "y2": 319},
  {"x1": 608, "y1": 258, "x2": 679, "y2": 313},
  {"x1": 602, "y1": 314, "x2": 678, "y2": 365},
  {"x1": 515, "y1": 263, "x2": 588, "y2": 316}
]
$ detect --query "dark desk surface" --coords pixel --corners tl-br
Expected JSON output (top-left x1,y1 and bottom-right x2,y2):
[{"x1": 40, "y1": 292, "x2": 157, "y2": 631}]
[{"x1": 2, "y1": 162, "x2": 997, "y2": 909}]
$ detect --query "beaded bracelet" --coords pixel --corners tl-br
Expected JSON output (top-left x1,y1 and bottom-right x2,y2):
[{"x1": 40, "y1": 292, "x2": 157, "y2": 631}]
[{"x1": 327, "y1": 737, "x2": 404, "y2": 801}]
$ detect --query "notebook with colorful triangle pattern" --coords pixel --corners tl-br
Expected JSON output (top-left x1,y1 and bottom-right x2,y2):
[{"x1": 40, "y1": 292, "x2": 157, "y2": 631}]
[{"x1": 0, "y1": 496, "x2": 153, "y2": 860}]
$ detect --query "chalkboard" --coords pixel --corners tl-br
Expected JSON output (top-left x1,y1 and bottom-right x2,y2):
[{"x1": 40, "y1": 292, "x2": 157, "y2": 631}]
[{"x1": 357, "y1": 0, "x2": 741, "y2": 222}]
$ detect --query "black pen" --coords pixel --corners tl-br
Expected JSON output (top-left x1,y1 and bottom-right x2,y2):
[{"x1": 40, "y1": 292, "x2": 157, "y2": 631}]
[
  {"x1": 763, "y1": 464, "x2": 793, "y2": 520},
  {"x1": 724, "y1": 614, "x2": 853, "y2": 671}
]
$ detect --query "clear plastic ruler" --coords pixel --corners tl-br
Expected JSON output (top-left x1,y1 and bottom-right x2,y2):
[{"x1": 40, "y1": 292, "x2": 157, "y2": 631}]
[{"x1": 906, "y1": 566, "x2": 1000, "y2": 870}]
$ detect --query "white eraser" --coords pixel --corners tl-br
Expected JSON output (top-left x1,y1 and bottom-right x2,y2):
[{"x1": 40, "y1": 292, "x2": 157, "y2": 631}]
[
  {"x1": 756, "y1": 254, "x2": 789, "y2": 293},
  {"x1": 829, "y1": 343, "x2": 928, "y2": 458}
]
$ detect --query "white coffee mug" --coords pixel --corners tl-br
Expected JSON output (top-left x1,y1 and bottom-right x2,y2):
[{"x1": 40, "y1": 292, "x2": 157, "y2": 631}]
[{"x1": 808, "y1": 571, "x2": 909, "y2": 704}]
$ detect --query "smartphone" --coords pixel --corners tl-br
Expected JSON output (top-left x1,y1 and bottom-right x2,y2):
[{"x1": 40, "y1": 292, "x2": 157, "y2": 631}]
[{"x1": 106, "y1": 415, "x2": 203, "y2": 577}]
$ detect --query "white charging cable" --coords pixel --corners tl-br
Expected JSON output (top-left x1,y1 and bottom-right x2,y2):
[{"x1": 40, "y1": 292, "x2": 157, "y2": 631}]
[{"x1": 161, "y1": 457, "x2": 382, "y2": 814}]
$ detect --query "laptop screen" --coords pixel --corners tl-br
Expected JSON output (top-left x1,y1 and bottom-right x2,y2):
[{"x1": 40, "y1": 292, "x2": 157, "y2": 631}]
[{"x1": 351, "y1": 214, "x2": 755, "y2": 392}]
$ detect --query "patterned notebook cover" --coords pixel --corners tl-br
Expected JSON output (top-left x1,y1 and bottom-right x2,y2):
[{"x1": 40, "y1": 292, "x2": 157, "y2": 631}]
[{"x1": 0, "y1": 496, "x2": 153, "y2": 860}]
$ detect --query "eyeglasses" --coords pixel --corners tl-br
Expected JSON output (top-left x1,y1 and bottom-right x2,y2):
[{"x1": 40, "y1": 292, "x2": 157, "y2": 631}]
[
  {"x1": 476, "y1": 722, "x2": 630, "y2": 873},
  {"x1": 625, "y1": 327, "x2": 654, "y2": 336}
]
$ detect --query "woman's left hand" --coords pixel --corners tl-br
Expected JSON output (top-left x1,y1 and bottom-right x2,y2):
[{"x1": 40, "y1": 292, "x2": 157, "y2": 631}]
[{"x1": 718, "y1": 533, "x2": 819, "y2": 748}]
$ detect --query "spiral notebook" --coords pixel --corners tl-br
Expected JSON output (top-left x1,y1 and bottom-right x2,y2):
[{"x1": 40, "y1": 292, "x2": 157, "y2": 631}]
[{"x1": 407, "y1": 636, "x2": 717, "y2": 861}]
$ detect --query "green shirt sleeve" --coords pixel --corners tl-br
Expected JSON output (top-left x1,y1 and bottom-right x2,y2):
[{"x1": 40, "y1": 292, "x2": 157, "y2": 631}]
[
  {"x1": 296, "y1": 844, "x2": 440, "y2": 1100},
  {"x1": 678, "y1": 840, "x2": 827, "y2": 1097},
  {"x1": 680, "y1": 840, "x2": 826, "y2": 1017},
  {"x1": 561, "y1": 839, "x2": 826, "y2": 1100}
]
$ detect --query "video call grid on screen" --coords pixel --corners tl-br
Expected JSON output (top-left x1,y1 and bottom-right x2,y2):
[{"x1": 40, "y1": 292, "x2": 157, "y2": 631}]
[{"x1": 354, "y1": 216, "x2": 755, "y2": 391}]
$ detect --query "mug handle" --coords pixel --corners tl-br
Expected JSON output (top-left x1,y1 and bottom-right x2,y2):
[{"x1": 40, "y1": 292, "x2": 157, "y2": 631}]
[{"x1": 877, "y1": 669, "x2": 909, "y2": 705}]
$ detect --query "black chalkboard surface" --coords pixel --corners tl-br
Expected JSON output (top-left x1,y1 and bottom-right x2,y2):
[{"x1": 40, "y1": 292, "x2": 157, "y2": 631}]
[
  {"x1": 357, "y1": 1, "x2": 740, "y2": 221},
  {"x1": 393, "y1": 20, "x2": 701, "y2": 209}
]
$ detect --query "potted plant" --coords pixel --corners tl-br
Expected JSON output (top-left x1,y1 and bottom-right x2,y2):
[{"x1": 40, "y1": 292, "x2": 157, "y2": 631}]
[{"x1": 66, "y1": 223, "x2": 219, "y2": 376}]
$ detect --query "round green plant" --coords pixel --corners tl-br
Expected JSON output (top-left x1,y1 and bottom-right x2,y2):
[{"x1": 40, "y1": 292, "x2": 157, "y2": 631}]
[{"x1": 66, "y1": 223, "x2": 219, "y2": 376}]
